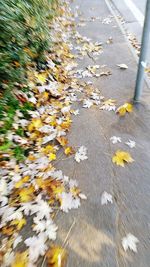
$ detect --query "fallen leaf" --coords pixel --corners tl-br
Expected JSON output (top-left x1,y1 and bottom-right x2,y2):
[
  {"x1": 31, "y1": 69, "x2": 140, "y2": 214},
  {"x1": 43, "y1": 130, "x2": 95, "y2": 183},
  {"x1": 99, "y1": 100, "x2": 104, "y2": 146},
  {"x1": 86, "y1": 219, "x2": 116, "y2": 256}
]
[
  {"x1": 112, "y1": 150, "x2": 134, "y2": 167},
  {"x1": 64, "y1": 146, "x2": 75, "y2": 156},
  {"x1": 49, "y1": 153, "x2": 57, "y2": 161},
  {"x1": 41, "y1": 145, "x2": 57, "y2": 154},
  {"x1": 79, "y1": 193, "x2": 87, "y2": 200},
  {"x1": 28, "y1": 118, "x2": 43, "y2": 132},
  {"x1": 25, "y1": 234, "x2": 48, "y2": 262},
  {"x1": 15, "y1": 176, "x2": 30, "y2": 189},
  {"x1": 100, "y1": 99, "x2": 116, "y2": 111},
  {"x1": 11, "y1": 251, "x2": 28, "y2": 267},
  {"x1": 110, "y1": 136, "x2": 121, "y2": 144},
  {"x1": 101, "y1": 191, "x2": 113, "y2": 205},
  {"x1": 46, "y1": 246, "x2": 67, "y2": 267},
  {"x1": 60, "y1": 192, "x2": 80, "y2": 212},
  {"x1": 75, "y1": 146, "x2": 88, "y2": 163},
  {"x1": 35, "y1": 72, "x2": 47, "y2": 84},
  {"x1": 116, "y1": 103, "x2": 133, "y2": 116},
  {"x1": 122, "y1": 233, "x2": 139, "y2": 253},
  {"x1": 117, "y1": 64, "x2": 128, "y2": 69},
  {"x1": 125, "y1": 140, "x2": 136, "y2": 148},
  {"x1": 100, "y1": 70, "x2": 111, "y2": 76},
  {"x1": 2, "y1": 226, "x2": 15, "y2": 236},
  {"x1": 11, "y1": 218, "x2": 26, "y2": 230},
  {"x1": 19, "y1": 186, "x2": 34, "y2": 202},
  {"x1": 83, "y1": 99, "x2": 93, "y2": 108},
  {"x1": 57, "y1": 137, "x2": 68, "y2": 147}
]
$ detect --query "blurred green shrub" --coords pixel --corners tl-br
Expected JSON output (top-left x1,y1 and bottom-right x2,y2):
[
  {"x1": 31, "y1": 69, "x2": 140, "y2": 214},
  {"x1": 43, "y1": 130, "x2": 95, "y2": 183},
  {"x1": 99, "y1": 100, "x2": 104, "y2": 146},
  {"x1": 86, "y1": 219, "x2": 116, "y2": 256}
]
[
  {"x1": 0, "y1": 0, "x2": 58, "y2": 160},
  {"x1": 0, "y1": 0, "x2": 57, "y2": 89}
]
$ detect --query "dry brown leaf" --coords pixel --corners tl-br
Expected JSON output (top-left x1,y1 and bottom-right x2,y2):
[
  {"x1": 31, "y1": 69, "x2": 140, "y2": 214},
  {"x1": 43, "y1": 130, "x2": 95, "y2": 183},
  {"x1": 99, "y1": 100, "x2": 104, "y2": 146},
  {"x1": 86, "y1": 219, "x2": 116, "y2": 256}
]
[{"x1": 2, "y1": 226, "x2": 15, "y2": 236}]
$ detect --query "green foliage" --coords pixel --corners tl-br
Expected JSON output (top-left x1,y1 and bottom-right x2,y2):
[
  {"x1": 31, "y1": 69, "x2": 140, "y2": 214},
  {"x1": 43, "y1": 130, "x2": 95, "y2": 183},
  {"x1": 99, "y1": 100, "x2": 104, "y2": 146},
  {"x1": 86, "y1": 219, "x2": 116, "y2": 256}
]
[
  {"x1": 0, "y1": 0, "x2": 58, "y2": 161},
  {"x1": 13, "y1": 146, "x2": 26, "y2": 161},
  {"x1": 0, "y1": 141, "x2": 13, "y2": 151},
  {"x1": 0, "y1": 0, "x2": 57, "y2": 88}
]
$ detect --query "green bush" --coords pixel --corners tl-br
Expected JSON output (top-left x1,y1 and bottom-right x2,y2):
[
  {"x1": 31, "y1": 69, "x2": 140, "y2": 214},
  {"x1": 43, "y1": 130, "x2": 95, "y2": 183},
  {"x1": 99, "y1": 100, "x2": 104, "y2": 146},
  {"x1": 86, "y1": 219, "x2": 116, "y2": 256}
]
[
  {"x1": 0, "y1": 0, "x2": 58, "y2": 160},
  {"x1": 0, "y1": 0, "x2": 57, "y2": 90}
]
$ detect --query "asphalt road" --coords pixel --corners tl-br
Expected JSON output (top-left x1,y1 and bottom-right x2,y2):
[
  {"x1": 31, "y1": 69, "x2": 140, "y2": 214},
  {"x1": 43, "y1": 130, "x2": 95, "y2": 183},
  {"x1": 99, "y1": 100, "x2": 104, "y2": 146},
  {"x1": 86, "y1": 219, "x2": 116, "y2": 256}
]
[{"x1": 111, "y1": 0, "x2": 150, "y2": 62}]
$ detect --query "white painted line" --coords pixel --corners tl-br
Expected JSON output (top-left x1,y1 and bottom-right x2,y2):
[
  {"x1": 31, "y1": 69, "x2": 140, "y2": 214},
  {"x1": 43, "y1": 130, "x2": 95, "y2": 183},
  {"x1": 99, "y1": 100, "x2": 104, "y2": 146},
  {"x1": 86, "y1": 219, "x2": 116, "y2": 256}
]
[{"x1": 123, "y1": 0, "x2": 144, "y2": 27}]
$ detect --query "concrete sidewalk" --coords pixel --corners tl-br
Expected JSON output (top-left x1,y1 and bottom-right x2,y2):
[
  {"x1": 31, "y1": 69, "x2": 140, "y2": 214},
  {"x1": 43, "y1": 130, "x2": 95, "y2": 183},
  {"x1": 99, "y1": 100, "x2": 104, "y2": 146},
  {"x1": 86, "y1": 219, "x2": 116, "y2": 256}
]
[{"x1": 56, "y1": 0, "x2": 150, "y2": 266}]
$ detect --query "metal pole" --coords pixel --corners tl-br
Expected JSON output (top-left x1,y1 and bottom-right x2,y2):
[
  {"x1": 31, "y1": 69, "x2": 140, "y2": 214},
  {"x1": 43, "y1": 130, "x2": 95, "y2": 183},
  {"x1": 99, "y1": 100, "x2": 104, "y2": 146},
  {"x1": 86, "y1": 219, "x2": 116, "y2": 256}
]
[{"x1": 133, "y1": 0, "x2": 150, "y2": 102}]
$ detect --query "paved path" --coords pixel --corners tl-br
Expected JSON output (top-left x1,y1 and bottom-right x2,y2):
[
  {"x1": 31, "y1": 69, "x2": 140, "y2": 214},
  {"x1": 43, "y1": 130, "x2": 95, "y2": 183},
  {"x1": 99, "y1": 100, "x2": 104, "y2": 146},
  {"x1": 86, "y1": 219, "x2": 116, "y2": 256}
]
[{"x1": 56, "y1": 0, "x2": 150, "y2": 266}]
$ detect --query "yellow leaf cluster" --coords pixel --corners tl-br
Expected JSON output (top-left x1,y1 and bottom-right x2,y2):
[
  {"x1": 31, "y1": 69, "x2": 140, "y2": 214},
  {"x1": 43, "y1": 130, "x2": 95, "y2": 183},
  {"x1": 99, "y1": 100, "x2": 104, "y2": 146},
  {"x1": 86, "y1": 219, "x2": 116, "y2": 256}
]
[
  {"x1": 36, "y1": 178, "x2": 64, "y2": 196},
  {"x1": 41, "y1": 145, "x2": 57, "y2": 154},
  {"x1": 11, "y1": 218, "x2": 26, "y2": 230},
  {"x1": 117, "y1": 103, "x2": 133, "y2": 116},
  {"x1": 112, "y1": 150, "x2": 134, "y2": 167},
  {"x1": 19, "y1": 186, "x2": 34, "y2": 202},
  {"x1": 28, "y1": 118, "x2": 42, "y2": 132}
]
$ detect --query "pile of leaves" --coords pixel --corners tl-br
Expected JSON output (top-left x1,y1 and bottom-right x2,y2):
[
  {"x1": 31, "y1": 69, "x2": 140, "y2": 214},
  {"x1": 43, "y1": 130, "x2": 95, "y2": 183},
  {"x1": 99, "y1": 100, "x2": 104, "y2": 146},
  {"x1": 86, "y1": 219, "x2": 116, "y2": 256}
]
[
  {"x1": 0, "y1": 0, "x2": 137, "y2": 266},
  {"x1": 0, "y1": 1, "x2": 88, "y2": 266}
]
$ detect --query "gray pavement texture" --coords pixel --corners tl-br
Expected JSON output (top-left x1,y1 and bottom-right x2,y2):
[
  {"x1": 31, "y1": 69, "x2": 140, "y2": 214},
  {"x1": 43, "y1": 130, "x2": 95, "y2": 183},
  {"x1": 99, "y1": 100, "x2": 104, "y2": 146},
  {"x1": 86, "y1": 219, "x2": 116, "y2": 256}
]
[{"x1": 55, "y1": 0, "x2": 150, "y2": 266}]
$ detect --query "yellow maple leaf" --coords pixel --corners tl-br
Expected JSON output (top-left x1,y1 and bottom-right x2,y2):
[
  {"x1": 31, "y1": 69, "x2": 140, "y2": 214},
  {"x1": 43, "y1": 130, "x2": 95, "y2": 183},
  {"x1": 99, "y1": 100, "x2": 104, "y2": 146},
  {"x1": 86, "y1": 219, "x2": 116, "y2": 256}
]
[
  {"x1": 46, "y1": 246, "x2": 67, "y2": 267},
  {"x1": 60, "y1": 120, "x2": 71, "y2": 130},
  {"x1": 35, "y1": 72, "x2": 47, "y2": 84},
  {"x1": 11, "y1": 251, "x2": 28, "y2": 267},
  {"x1": 41, "y1": 145, "x2": 57, "y2": 154},
  {"x1": 49, "y1": 153, "x2": 56, "y2": 161},
  {"x1": 41, "y1": 91, "x2": 49, "y2": 101},
  {"x1": 15, "y1": 176, "x2": 30, "y2": 188},
  {"x1": 19, "y1": 186, "x2": 34, "y2": 202},
  {"x1": 28, "y1": 118, "x2": 42, "y2": 132},
  {"x1": 11, "y1": 218, "x2": 26, "y2": 230},
  {"x1": 52, "y1": 185, "x2": 65, "y2": 195},
  {"x1": 64, "y1": 146, "x2": 75, "y2": 156},
  {"x1": 117, "y1": 103, "x2": 133, "y2": 116},
  {"x1": 112, "y1": 150, "x2": 134, "y2": 167}
]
